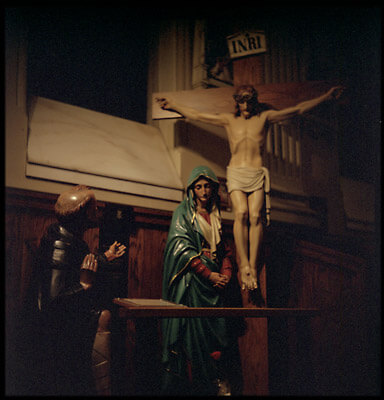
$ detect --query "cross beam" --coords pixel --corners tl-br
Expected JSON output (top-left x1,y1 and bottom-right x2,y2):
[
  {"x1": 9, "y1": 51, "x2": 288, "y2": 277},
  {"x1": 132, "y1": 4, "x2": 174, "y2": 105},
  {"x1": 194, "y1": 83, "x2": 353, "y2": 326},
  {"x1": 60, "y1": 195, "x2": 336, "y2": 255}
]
[{"x1": 152, "y1": 80, "x2": 335, "y2": 119}]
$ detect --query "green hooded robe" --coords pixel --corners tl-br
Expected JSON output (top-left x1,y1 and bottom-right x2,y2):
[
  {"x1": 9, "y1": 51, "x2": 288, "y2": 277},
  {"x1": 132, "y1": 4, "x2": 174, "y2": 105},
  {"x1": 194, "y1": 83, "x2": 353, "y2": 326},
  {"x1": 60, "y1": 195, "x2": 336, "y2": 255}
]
[{"x1": 161, "y1": 166, "x2": 232, "y2": 395}]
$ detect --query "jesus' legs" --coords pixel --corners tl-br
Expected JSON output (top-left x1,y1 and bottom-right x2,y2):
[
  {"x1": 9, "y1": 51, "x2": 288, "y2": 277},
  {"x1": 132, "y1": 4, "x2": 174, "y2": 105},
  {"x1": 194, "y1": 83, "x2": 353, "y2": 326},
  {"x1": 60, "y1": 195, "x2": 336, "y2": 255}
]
[
  {"x1": 247, "y1": 189, "x2": 264, "y2": 288},
  {"x1": 230, "y1": 190, "x2": 257, "y2": 290}
]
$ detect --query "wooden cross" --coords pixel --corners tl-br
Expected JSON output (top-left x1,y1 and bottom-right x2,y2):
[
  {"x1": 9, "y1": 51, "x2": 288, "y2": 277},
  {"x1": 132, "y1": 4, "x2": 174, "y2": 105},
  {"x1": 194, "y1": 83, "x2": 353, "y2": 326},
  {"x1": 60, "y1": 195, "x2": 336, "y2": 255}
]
[
  {"x1": 152, "y1": 80, "x2": 336, "y2": 119},
  {"x1": 153, "y1": 46, "x2": 336, "y2": 119}
]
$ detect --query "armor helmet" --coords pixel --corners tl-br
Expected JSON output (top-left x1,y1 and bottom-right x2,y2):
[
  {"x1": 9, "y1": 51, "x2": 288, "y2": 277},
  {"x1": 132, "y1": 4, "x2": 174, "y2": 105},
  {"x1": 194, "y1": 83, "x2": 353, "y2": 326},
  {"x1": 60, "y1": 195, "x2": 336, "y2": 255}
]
[{"x1": 55, "y1": 185, "x2": 97, "y2": 223}]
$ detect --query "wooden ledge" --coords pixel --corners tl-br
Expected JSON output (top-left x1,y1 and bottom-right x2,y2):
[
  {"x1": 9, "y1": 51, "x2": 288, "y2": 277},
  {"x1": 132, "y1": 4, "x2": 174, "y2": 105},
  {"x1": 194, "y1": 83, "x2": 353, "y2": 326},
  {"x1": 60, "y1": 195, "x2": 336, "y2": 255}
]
[{"x1": 113, "y1": 298, "x2": 319, "y2": 319}]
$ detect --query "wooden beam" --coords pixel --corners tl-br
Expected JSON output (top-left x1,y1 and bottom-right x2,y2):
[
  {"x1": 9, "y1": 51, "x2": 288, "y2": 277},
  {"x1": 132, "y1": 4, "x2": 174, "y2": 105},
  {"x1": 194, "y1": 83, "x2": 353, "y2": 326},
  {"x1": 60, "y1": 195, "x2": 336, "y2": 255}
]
[
  {"x1": 152, "y1": 80, "x2": 336, "y2": 119},
  {"x1": 113, "y1": 298, "x2": 319, "y2": 318}
]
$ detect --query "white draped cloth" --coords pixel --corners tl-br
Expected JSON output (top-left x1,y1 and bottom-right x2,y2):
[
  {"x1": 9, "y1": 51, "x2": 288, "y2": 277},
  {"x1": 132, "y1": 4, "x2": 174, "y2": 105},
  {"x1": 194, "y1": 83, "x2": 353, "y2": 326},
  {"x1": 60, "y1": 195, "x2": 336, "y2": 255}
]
[
  {"x1": 226, "y1": 166, "x2": 271, "y2": 226},
  {"x1": 195, "y1": 206, "x2": 222, "y2": 258}
]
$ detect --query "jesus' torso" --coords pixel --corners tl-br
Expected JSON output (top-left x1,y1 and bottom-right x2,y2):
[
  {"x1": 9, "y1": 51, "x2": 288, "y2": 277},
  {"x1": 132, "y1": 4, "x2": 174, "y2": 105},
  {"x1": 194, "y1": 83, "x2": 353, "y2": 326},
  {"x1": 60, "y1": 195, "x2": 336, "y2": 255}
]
[{"x1": 222, "y1": 112, "x2": 268, "y2": 169}]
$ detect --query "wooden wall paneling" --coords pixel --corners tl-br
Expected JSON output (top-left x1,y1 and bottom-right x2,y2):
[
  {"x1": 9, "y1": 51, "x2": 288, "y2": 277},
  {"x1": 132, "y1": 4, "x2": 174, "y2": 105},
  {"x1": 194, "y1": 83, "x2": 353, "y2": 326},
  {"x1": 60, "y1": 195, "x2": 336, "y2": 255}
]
[
  {"x1": 290, "y1": 240, "x2": 370, "y2": 395},
  {"x1": 236, "y1": 245, "x2": 269, "y2": 396},
  {"x1": 264, "y1": 229, "x2": 373, "y2": 396},
  {"x1": 124, "y1": 209, "x2": 171, "y2": 395},
  {"x1": 127, "y1": 208, "x2": 172, "y2": 298},
  {"x1": 284, "y1": 315, "x2": 315, "y2": 395},
  {"x1": 264, "y1": 230, "x2": 295, "y2": 395},
  {"x1": 233, "y1": 54, "x2": 266, "y2": 86},
  {"x1": 237, "y1": 314, "x2": 269, "y2": 395},
  {"x1": 5, "y1": 191, "x2": 57, "y2": 395},
  {"x1": 123, "y1": 318, "x2": 137, "y2": 395},
  {"x1": 127, "y1": 225, "x2": 169, "y2": 299},
  {"x1": 6, "y1": 203, "x2": 55, "y2": 315}
]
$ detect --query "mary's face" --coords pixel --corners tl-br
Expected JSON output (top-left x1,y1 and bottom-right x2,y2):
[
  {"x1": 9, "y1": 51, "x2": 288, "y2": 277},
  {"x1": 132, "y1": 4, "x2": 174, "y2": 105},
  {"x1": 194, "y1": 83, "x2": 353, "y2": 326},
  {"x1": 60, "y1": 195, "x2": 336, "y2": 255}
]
[{"x1": 193, "y1": 178, "x2": 212, "y2": 208}]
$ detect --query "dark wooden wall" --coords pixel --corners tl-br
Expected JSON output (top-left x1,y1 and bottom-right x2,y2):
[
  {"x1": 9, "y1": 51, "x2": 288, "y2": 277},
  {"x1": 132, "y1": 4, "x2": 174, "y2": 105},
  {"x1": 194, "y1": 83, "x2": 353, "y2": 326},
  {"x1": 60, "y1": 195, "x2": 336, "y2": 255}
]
[
  {"x1": 5, "y1": 187, "x2": 378, "y2": 396},
  {"x1": 289, "y1": 240, "x2": 375, "y2": 395},
  {"x1": 265, "y1": 229, "x2": 379, "y2": 396}
]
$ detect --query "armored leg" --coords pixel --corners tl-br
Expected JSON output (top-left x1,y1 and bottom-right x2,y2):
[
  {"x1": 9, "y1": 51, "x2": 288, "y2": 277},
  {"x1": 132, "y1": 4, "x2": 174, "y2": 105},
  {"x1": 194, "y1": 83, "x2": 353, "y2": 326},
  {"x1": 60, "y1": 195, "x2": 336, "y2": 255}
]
[{"x1": 92, "y1": 310, "x2": 112, "y2": 395}]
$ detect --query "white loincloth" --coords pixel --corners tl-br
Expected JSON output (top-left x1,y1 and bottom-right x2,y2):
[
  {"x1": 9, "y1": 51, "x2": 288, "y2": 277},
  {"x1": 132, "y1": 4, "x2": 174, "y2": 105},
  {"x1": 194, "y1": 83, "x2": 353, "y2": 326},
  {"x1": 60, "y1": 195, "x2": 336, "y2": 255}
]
[{"x1": 226, "y1": 166, "x2": 271, "y2": 226}]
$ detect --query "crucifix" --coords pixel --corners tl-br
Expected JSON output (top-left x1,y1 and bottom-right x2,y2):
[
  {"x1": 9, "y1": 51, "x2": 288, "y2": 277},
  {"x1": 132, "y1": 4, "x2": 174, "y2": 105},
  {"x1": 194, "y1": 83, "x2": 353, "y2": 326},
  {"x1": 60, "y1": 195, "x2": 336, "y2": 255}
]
[{"x1": 153, "y1": 41, "x2": 343, "y2": 293}]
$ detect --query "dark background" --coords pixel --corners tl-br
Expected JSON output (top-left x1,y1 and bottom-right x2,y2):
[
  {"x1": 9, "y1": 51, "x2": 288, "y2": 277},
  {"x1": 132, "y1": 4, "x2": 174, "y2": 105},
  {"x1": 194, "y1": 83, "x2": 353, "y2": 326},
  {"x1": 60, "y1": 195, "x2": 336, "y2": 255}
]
[{"x1": 19, "y1": 6, "x2": 381, "y2": 183}]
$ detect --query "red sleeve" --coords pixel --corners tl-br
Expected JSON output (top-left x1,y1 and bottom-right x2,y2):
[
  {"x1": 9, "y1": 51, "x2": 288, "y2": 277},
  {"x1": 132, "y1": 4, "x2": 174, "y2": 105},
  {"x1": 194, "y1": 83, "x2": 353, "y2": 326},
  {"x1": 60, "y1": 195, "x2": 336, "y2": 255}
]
[{"x1": 190, "y1": 257, "x2": 212, "y2": 279}]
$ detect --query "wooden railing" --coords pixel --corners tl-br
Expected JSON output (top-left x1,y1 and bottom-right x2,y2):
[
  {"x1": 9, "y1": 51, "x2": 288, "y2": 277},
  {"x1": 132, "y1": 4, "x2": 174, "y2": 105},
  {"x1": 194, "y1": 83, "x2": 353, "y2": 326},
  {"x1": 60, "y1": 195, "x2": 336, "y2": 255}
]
[
  {"x1": 264, "y1": 111, "x2": 335, "y2": 196},
  {"x1": 265, "y1": 118, "x2": 304, "y2": 194}
]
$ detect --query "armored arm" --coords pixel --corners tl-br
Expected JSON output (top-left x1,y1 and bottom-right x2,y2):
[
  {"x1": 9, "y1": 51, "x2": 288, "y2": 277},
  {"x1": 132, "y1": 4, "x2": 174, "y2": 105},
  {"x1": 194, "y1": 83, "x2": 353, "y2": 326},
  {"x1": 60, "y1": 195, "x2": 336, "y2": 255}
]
[{"x1": 38, "y1": 234, "x2": 96, "y2": 312}]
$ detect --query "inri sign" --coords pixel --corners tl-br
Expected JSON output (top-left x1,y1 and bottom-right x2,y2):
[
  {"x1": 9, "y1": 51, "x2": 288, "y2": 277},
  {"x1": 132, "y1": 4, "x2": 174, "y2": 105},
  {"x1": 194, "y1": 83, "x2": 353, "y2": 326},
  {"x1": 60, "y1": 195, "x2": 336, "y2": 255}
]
[{"x1": 227, "y1": 31, "x2": 267, "y2": 59}]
